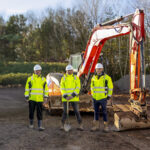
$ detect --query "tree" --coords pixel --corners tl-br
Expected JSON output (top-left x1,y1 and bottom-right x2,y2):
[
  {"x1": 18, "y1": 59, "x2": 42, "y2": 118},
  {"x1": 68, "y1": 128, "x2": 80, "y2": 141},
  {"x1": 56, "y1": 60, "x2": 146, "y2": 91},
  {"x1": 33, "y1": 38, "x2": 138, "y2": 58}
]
[{"x1": 1, "y1": 14, "x2": 28, "y2": 61}]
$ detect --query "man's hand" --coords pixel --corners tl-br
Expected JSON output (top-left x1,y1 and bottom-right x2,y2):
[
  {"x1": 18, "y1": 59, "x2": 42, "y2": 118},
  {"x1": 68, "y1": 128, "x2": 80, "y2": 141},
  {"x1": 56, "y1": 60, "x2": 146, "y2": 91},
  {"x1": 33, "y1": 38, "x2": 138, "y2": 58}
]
[
  {"x1": 63, "y1": 94, "x2": 73, "y2": 100},
  {"x1": 25, "y1": 97, "x2": 29, "y2": 102},
  {"x1": 43, "y1": 97, "x2": 48, "y2": 104},
  {"x1": 63, "y1": 94, "x2": 68, "y2": 99},
  {"x1": 107, "y1": 96, "x2": 111, "y2": 100},
  {"x1": 44, "y1": 97, "x2": 48, "y2": 101},
  {"x1": 71, "y1": 92, "x2": 77, "y2": 97},
  {"x1": 66, "y1": 96, "x2": 73, "y2": 101}
]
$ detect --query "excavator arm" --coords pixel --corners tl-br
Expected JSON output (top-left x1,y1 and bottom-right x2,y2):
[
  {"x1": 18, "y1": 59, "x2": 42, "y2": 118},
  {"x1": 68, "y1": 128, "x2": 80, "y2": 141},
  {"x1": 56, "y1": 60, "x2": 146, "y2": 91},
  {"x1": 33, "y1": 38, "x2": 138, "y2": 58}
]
[
  {"x1": 78, "y1": 9, "x2": 149, "y2": 120},
  {"x1": 78, "y1": 23, "x2": 131, "y2": 93}
]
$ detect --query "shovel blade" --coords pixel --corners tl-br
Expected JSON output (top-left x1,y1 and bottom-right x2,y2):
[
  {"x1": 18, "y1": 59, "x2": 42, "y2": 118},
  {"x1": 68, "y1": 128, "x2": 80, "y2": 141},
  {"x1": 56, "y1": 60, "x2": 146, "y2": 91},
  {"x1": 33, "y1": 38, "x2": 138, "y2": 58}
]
[{"x1": 64, "y1": 124, "x2": 71, "y2": 132}]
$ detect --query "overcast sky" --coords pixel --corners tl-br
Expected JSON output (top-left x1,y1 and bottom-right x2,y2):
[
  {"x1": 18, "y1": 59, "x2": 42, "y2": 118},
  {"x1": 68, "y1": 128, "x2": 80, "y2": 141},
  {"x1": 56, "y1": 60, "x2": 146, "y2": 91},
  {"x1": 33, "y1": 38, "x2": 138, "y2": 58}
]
[
  {"x1": 0, "y1": 0, "x2": 78, "y2": 19},
  {"x1": 0, "y1": 0, "x2": 143, "y2": 21}
]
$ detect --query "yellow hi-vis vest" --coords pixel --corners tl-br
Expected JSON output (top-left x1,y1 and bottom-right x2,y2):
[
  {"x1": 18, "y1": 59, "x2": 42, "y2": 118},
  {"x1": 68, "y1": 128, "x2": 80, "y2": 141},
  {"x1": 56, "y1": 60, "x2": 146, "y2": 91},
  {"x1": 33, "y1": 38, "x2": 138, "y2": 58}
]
[
  {"x1": 91, "y1": 74, "x2": 113, "y2": 100},
  {"x1": 60, "y1": 74, "x2": 81, "y2": 102},
  {"x1": 24, "y1": 74, "x2": 48, "y2": 102}
]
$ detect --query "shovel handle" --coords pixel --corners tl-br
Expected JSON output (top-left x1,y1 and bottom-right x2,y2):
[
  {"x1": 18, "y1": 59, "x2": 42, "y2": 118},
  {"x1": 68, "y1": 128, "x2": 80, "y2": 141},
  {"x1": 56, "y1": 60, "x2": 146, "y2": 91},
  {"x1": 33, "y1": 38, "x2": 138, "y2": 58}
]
[{"x1": 67, "y1": 100, "x2": 69, "y2": 115}]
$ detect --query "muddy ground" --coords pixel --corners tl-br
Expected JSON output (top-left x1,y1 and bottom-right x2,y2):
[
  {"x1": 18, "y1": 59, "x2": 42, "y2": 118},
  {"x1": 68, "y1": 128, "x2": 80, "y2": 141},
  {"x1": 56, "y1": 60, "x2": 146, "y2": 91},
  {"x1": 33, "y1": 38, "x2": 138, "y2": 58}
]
[{"x1": 0, "y1": 87, "x2": 150, "y2": 150}]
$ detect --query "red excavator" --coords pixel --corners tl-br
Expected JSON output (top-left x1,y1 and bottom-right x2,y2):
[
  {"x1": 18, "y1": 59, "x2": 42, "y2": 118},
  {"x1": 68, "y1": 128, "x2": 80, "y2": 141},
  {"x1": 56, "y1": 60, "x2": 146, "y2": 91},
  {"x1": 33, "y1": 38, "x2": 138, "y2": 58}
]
[{"x1": 46, "y1": 9, "x2": 149, "y2": 131}]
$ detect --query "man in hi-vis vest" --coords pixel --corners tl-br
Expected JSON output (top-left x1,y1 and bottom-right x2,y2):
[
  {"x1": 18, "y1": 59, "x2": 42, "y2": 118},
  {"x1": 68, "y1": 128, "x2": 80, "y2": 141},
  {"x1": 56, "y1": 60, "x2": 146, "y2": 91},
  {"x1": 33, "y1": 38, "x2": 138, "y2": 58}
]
[
  {"x1": 60, "y1": 64, "x2": 83, "y2": 131},
  {"x1": 25, "y1": 64, "x2": 48, "y2": 131},
  {"x1": 91, "y1": 63, "x2": 113, "y2": 132}
]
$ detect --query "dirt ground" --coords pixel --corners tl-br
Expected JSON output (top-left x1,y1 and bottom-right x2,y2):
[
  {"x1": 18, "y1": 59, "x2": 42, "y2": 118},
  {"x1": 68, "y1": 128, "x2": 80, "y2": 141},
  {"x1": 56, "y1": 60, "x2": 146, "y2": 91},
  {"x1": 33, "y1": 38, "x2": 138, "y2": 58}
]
[{"x1": 0, "y1": 87, "x2": 150, "y2": 150}]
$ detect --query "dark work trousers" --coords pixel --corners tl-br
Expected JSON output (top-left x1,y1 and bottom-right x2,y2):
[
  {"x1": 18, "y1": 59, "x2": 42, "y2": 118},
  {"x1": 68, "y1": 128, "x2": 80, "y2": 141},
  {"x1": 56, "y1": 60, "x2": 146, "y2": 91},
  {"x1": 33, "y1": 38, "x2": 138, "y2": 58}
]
[
  {"x1": 62, "y1": 102, "x2": 82, "y2": 124},
  {"x1": 93, "y1": 98, "x2": 107, "y2": 122},
  {"x1": 29, "y1": 100, "x2": 43, "y2": 121}
]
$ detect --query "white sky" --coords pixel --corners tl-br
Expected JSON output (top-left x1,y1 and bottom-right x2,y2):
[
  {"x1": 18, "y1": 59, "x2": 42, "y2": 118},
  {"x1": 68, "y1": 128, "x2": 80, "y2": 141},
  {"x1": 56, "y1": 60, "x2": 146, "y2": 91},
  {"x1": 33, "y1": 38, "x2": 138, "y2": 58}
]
[
  {"x1": 0, "y1": 0, "x2": 141, "y2": 21},
  {"x1": 0, "y1": 0, "x2": 77, "y2": 18}
]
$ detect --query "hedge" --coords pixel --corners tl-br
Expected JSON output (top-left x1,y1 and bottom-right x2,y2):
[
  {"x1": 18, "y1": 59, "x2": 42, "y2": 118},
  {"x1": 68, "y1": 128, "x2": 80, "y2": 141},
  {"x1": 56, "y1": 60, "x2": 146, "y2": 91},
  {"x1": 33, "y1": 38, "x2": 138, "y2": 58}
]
[
  {"x1": 0, "y1": 62, "x2": 67, "y2": 86},
  {"x1": 146, "y1": 66, "x2": 150, "y2": 74},
  {"x1": 0, "y1": 73, "x2": 31, "y2": 85},
  {"x1": 0, "y1": 62, "x2": 149, "y2": 86},
  {"x1": 0, "y1": 62, "x2": 66, "y2": 76}
]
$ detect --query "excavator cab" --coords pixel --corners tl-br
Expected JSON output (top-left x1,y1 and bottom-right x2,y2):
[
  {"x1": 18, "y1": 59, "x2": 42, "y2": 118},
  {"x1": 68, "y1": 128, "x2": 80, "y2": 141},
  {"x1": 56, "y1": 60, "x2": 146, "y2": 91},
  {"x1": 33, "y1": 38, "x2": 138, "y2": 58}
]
[{"x1": 69, "y1": 53, "x2": 82, "y2": 73}]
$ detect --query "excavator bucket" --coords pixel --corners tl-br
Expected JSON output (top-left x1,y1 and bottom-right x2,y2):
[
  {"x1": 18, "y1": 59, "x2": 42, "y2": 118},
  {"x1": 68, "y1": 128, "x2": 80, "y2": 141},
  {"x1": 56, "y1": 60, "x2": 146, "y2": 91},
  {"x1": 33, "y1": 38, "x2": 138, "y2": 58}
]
[
  {"x1": 114, "y1": 112, "x2": 150, "y2": 131},
  {"x1": 113, "y1": 99, "x2": 150, "y2": 131}
]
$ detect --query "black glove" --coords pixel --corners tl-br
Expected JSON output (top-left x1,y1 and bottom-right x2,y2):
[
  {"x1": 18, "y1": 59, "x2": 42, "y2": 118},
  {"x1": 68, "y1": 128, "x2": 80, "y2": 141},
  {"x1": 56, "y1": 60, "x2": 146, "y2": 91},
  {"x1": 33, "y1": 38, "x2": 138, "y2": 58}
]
[
  {"x1": 44, "y1": 97, "x2": 48, "y2": 101},
  {"x1": 25, "y1": 97, "x2": 29, "y2": 100},
  {"x1": 63, "y1": 94, "x2": 68, "y2": 99},
  {"x1": 71, "y1": 92, "x2": 77, "y2": 98},
  {"x1": 25, "y1": 97, "x2": 29, "y2": 102},
  {"x1": 107, "y1": 96, "x2": 111, "y2": 100}
]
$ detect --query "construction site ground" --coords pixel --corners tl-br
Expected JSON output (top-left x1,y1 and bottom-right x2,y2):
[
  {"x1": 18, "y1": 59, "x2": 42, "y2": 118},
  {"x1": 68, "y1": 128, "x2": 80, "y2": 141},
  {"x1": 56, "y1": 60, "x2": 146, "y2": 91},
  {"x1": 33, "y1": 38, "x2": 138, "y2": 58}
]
[{"x1": 0, "y1": 87, "x2": 150, "y2": 150}]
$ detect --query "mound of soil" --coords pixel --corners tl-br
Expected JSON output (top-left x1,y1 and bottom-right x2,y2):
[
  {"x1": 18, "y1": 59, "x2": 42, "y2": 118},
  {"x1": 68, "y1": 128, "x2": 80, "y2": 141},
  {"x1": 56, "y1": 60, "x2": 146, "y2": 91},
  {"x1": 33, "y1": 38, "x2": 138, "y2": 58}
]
[{"x1": 114, "y1": 74, "x2": 150, "y2": 93}]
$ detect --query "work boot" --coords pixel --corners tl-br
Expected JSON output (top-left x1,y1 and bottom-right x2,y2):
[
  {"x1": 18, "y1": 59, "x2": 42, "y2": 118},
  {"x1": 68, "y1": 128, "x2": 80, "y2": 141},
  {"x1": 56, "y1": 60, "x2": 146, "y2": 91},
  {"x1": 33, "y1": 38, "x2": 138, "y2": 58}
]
[
  {"x1": 103, "y1": 121, "x2": 109, "y2": 132},
  {"x1": 29, "y1": 124, "x2": 34, "y2": 129},
  {"x1": 38, "y1": 120, "x2": 45, "y2": 131},
  {"x1": 91, "y1": 120, "x2": 99, "y2": 132},
  {"x1": 77, "y1": 123, "x2": 84, "y2": 131},
  {"x1": 29, "y1": 119, "x2": 34, "y2": 129},
  {"x1": 60, "y1": 122, "x2": 64, "y2": 130},
  {"x1": 38, "y1": 126, "x2": 45, "y2": 131}
]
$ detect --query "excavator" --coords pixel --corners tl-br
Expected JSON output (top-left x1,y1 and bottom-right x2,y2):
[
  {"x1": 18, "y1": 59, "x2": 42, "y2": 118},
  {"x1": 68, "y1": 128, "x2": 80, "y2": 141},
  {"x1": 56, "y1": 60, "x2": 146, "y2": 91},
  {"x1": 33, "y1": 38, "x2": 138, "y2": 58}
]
[{"x1": 45, "y1": 9, "x2": 149, "y2": 131}]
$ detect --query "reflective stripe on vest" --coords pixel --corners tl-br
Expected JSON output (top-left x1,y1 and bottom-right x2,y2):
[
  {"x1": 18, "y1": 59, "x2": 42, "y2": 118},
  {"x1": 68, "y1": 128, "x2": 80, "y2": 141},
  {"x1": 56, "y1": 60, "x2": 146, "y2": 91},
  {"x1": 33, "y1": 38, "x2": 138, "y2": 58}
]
[
  {"x1": 108, "y1": 88, "x2": 113, "y2": 91},
  {"x1": 30, "y1": 93, "x2": 43, "y2": 95},
  {"x1": 61, "y1": 87, "x2": 80, "y2": 91},
  {"x1": 30, "y1": 88, "x2": 43, "y2": 91},
  {"x1": 92, "y1": 87, "x2": 107, "y2": 90},
  {"x1": 61, "y1": 88, "x2": 75, "y2": 90},
  {"x1": 93, "y1": 91, "x2": 107, "y2": 93},
  {"x1": 25, "y1": 89, "x2": 30, "y2": 91},
  {"x1": 62, "y1": 93, "x2": 72, "y2": 97}
]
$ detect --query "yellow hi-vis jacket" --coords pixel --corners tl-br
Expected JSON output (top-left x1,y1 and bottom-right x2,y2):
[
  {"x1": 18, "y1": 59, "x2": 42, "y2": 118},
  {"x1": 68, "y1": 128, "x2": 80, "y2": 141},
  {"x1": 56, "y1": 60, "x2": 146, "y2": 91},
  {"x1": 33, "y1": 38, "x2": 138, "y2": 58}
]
[
  {"x1": 91, "y1": 74, "x2": 113, "y2": 100},
  {"x1": 24, "y1": 74, "x2": 48, "y2": 102},
  {"x1": 60, "y1": 74, "x2": 81, "y2": 102}
]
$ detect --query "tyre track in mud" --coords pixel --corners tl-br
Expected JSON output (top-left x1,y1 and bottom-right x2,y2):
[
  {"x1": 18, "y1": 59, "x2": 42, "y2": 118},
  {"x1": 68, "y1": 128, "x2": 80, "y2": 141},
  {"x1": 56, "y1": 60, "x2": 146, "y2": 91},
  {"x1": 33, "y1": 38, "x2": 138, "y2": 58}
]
[{"x1": 112, "y1": 129, "x2": 150, "y2": 150}]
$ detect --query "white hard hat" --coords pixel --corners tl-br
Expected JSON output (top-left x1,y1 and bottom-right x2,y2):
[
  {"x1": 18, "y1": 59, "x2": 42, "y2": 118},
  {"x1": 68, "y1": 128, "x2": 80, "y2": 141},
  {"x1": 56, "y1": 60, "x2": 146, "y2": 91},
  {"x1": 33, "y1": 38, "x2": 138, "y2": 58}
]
[
  {"x1": 95, "y1": 63, "x2": 103, "y2": 69},
  {"x1": 66, "y1": 64, "x2": 73, "y2": 71},
  {"x1": 34, "y1": 64, "x2": 42, "y2": 71}
]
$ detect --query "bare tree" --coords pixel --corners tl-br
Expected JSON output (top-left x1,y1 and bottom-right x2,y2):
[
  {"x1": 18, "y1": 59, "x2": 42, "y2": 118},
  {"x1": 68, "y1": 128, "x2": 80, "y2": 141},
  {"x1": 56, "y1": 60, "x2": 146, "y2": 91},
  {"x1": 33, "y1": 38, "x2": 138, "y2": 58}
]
[{"x1": 79, "y1": 0, "x2": 103, "y2": 26}]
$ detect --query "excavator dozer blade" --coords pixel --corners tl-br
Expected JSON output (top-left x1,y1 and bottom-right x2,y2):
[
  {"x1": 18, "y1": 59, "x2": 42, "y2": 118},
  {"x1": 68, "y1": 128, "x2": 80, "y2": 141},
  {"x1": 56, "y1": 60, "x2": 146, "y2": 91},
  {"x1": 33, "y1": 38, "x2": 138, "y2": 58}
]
[{"x1": 114, "y1": 112, "x2": 150, "y2": 131}]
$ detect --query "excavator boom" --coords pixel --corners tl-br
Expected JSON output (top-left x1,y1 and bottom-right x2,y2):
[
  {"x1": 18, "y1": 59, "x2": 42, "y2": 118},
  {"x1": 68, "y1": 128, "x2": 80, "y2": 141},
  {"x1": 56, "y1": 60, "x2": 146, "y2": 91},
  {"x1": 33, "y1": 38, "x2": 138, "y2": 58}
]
[{"x1": 77, "y1": 9, "x2": 144, "y2": 78}]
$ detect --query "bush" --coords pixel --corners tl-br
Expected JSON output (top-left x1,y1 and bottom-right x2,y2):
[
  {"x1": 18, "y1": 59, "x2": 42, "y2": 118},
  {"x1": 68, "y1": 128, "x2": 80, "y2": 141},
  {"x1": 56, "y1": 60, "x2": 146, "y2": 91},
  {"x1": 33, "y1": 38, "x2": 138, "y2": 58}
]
[
  {"x1": 0, "y1": 62, "x2": 67, "y2": 86},
  {"x1": 0, "y1": 73, "x2": 31, "y2": 85},
  {"x1": 0, "y1": 62, "x2": 66, "y2": 76},
  {"x1": 146, "y1": 66, "x2": 150, "y2": 74}
]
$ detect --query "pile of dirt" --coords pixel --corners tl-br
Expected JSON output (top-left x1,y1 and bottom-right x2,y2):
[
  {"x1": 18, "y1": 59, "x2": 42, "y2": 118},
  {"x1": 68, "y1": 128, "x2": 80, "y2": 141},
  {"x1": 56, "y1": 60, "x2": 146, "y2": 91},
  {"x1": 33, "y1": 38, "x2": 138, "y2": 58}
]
[{"x1": 114, "y1": 74, "x2": 150, "y2": 93}]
